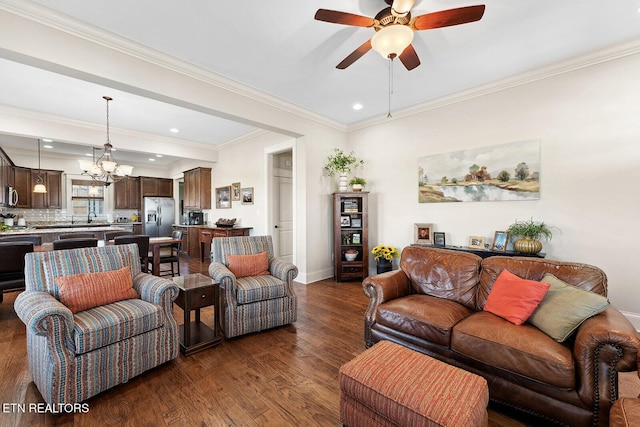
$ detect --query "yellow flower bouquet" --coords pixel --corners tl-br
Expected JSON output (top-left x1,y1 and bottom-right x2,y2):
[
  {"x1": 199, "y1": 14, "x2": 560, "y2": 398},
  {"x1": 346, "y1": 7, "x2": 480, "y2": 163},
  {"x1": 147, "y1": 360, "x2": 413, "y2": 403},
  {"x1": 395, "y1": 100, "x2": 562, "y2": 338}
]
[{"x1": 371, "y1": 245, "x2": 399, "y2": 261}]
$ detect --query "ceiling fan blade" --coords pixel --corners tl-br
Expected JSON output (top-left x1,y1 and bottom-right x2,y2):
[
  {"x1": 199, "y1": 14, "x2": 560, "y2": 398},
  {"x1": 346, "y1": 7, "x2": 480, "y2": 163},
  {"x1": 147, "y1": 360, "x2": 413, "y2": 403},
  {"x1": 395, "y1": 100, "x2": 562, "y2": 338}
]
[
  {"x1": 399, "y1": 44, "x2": 420, "y2": 70},
  {"x1": 412, "y1": 5, "x2": 486, "y2": 31},
  {"x1": 314, "y1": 9, "x2": 375, "y2": 27},
  {"x1": 336, "y1": 40, "x2": 372, "y2": 69}
]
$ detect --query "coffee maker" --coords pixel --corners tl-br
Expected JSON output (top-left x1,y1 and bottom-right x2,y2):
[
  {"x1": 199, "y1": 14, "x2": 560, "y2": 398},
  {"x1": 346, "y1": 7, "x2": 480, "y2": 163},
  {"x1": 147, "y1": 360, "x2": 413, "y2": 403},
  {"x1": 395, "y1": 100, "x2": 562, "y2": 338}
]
[{"x1": 188, "y1": 211, "x2": 204, "y2": 225}]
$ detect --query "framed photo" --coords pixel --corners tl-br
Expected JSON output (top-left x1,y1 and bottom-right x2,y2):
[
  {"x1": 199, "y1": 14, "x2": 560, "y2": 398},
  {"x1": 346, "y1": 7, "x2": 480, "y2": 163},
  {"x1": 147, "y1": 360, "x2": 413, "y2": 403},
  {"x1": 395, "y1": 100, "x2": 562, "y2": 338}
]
[
  {"x1": 433, "y1": 232, "x2": 446, "y2": 247},
  {"x1": 231, "y1": 182, "x2": 241, "y2": 201},
  {"x1": 352, "y1": 233, "x2": 361, "y2": 244},
  {"x1": 468, "y1": 236, "x2": 486, "y2": 250},
  {"x1": 241, "y1": 187, "x2": 254, "y2": 205},
  {"x1": 492, "y1": 231, "x2": 509, "y2": 252},
  {"x1": 215, "y1": 186, "x2": 231, "y2": 209},
  {"x1": 414, "y1": 223, "x2": 433, "y2": 245},
  {"x1": 350, "y1": 217, "x2": 362, "y2": 228},
  {"x1": 340, "y1": 215, "x2": 351, "y2": 227}
]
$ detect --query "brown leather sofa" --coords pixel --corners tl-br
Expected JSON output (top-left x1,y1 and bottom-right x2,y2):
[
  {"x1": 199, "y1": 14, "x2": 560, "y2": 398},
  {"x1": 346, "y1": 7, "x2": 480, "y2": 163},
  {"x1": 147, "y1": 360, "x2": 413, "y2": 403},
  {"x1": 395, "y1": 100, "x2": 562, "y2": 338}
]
[
  {"x1": 609, "y1": 352, "x2": 640, "y2": 427},
  {"x1": 363, "y1": 246, "x2": 640, "y2": 427}
]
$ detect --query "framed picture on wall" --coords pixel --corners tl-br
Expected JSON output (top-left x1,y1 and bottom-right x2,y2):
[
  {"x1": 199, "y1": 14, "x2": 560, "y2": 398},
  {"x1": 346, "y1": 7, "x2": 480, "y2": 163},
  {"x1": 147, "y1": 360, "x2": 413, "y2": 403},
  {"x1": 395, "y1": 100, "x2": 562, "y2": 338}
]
[
  {"x1": 414, "y1": 223, "x2": 433, "y2": 245},
  {"x1": 216, "y1": 186, "x2": 231, "y2": 209},
  {"x1": 231, "y1": 182, "x2": 241, "y2": 201},
  {"x1": 241, "y1": 187, "x2": 254, "y2": 205}
]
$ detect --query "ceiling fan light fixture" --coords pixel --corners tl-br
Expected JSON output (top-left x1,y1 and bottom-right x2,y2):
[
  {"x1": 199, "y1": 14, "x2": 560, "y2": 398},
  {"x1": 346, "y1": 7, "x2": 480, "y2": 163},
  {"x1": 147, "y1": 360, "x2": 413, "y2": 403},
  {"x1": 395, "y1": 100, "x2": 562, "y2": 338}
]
[
  {"x1": 371, "y1": 24, "x2": 414, "y2": 59},
  {"x1": 391, "y1": 0, "x2": 415, "y2": 17}
]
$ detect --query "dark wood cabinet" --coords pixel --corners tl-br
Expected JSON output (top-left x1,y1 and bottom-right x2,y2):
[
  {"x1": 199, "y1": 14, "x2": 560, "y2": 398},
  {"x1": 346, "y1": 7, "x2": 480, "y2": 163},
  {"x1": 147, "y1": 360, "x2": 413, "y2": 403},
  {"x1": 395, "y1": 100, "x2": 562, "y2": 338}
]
[
  {"x1": 183, "y1": 167, "x2": 211, "y2": 210},
  {"x1": 0, "y1": 148, "x2": 13, "y2": 206},
  {"x1": 199, "y1": 227, "x2": 252, "y2": 262},
  {"x1": 11, "y1": 167, "x2": 31, "y2": 208},
  {"x1": 114, "y1": 177, "x2": 140, "y2": 209},
  {"x1": 30, "y1": 170, "x2": 62, "y2": 209},
  {"x1": 141, "y1": 177, "x2": 173, "y2": 198},
  {"x1": 333, "y1": 192, "x2": 369, "y2": 282}
]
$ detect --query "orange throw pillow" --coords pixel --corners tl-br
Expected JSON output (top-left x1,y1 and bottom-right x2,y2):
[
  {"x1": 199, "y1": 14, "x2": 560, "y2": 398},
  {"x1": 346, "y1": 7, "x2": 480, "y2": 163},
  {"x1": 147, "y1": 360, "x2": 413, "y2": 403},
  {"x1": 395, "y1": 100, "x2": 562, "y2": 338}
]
[
  {"x1": 483, "y1": 269, "x2": 550, "y2": 325},
  {"x1": 57, "y1": 266, "x2": 139, "y2": 313},
  {"x1": 227, "y1": 252, "x2": 270, "y2": 278}
]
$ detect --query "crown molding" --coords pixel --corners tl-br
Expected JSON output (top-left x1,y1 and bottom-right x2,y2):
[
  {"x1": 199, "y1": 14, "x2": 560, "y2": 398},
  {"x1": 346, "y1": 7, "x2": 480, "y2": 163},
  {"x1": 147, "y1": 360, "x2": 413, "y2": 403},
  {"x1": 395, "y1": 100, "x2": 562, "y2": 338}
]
[
  {"x1": 348, "y1": 38, "x2": 640, "y2": 132},
  {"x1": 0, "y1": 0, "x2": 347, "y2": 133}
]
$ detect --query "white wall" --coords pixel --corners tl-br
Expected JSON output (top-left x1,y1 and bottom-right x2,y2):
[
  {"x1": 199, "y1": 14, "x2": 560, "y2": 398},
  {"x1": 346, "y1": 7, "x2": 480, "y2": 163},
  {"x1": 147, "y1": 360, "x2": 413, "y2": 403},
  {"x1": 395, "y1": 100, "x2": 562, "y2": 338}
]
[{"x1": 348, "y1": 51, "x2": 640, "y2": 321}]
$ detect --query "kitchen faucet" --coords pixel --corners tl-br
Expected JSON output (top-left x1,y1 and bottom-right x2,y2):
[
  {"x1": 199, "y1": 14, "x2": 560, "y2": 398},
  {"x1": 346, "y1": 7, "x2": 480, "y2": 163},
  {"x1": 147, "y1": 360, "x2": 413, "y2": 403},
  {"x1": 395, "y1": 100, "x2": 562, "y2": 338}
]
[{"x1": 88, "y1": 211, "x2": 97, "y2": 224}]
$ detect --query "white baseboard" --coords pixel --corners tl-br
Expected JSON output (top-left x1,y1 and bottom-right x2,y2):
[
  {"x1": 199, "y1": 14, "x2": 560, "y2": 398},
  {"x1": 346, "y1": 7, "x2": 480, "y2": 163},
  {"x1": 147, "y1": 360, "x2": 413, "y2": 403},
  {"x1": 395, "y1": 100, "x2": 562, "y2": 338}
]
[
  {"x1": 622, "y1": 311, "x2": 640, "y2": 332},
  {"x1": 296, "y1": 267, "x2": 334, "y2": 285}
]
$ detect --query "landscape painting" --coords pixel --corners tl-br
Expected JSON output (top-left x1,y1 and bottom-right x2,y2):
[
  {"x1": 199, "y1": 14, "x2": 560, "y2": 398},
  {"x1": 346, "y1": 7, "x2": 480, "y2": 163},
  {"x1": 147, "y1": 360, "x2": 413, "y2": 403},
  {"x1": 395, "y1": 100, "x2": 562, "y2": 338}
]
[{"x1": 418, "y1": 139, "x2": 540, "y2": 203}]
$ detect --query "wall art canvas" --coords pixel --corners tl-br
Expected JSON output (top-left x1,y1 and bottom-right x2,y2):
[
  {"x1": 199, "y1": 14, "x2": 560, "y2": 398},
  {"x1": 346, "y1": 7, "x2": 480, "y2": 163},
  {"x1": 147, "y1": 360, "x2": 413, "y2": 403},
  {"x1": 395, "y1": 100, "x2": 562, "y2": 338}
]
[{"x1": 418, "y1": 139, "x2": 540, "y2": 203}]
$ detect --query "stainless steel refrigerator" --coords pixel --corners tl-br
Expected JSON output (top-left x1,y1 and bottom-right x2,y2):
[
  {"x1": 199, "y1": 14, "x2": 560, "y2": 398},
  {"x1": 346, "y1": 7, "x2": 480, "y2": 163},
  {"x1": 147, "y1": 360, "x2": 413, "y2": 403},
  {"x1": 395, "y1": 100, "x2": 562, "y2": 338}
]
[{"x1": 143, "y1": 197, "x2": 175, "y2": 237}]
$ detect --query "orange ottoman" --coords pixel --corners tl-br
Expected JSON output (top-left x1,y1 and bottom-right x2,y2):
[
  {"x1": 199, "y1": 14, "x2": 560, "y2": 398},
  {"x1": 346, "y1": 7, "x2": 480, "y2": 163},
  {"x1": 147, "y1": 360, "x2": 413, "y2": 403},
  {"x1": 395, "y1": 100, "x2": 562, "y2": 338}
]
[
  {"x1": 339, "y1": 341, "x2": 489, "y2": 427},
  {"x1": 610, "y1": 398, "x2": 640, "y2": 427}
]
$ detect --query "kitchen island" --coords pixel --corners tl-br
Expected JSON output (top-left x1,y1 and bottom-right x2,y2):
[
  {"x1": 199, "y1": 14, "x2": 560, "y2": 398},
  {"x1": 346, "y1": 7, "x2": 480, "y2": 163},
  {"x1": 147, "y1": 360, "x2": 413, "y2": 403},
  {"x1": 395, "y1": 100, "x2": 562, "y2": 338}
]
[{"x1": 0, "y1": 223, "x2": 140, "y2": 244}]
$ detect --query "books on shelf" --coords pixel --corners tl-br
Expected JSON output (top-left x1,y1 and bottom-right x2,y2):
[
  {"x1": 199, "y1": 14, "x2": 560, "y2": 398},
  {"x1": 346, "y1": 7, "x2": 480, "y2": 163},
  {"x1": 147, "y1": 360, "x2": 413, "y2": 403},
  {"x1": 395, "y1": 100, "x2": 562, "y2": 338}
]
[{"x1": 342, "y1": 199, "x2": 359, "y2": 213}]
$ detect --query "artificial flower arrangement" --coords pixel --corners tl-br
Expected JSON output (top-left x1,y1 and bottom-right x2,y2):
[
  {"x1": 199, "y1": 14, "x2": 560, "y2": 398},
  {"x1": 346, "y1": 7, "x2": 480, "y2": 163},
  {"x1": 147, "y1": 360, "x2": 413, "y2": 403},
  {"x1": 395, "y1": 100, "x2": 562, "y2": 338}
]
[{"x1": 371, "y1": 245, "x2": 399, "y2": 261}]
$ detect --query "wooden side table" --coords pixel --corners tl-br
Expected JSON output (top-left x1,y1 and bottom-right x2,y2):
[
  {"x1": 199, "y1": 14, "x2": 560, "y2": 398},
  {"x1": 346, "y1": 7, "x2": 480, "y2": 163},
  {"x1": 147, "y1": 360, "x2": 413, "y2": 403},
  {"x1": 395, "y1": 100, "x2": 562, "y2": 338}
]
[{"x1": 173, "y1": 273, "x2": 223, "y2": 356}]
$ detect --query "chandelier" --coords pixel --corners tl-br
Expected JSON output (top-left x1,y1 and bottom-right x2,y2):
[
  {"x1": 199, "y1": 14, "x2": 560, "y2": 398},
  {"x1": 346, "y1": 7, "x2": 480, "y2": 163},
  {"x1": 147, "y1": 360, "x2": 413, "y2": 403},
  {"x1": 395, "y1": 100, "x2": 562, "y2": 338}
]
[{"x1": 79, "y1": 96, "x2": 133, "y2": 186}]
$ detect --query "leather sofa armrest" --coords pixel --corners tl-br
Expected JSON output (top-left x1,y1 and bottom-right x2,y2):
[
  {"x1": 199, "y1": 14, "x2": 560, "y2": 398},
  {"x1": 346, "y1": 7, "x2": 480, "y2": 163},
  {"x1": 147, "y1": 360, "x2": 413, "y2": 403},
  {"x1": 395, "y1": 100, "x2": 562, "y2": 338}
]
[
  {"x1": 362, "y1": 270, "x2": 411, "y2": 347},
  {"x1": 573, "y1": 307, "x2": 640, "y2": 408},
  {"x1": 14, "y1": 290, "x2": 75, "y2": 351}
]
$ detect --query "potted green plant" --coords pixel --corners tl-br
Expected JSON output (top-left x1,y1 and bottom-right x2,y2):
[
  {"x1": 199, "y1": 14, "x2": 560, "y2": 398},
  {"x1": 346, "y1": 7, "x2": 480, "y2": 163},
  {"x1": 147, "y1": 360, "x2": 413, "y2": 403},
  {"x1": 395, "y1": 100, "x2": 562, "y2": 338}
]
[
  {"x1": 324, "y1": 148, "x2": 364, "y2": 191},
  {"x1": 349, "y1": 177, "x2": 366, "y2": 192},
  {"x1": 506, "y1": 218, "x2": 556, "y2": 254}
]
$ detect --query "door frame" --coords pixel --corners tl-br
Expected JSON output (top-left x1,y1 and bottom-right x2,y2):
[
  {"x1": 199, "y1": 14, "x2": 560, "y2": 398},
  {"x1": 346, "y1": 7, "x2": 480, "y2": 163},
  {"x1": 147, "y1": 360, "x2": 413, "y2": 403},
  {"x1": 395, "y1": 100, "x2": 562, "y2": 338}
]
[{"x1": 264, "y1": 140, "x2": 296, "y2": 263}]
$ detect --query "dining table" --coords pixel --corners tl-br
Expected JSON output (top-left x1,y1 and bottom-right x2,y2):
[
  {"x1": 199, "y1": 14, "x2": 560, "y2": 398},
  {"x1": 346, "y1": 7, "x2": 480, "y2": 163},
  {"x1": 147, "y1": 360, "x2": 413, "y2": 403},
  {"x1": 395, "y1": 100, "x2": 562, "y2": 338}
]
[{"x1": 36, "y1": 236, "x2": 183, "y2": 277}]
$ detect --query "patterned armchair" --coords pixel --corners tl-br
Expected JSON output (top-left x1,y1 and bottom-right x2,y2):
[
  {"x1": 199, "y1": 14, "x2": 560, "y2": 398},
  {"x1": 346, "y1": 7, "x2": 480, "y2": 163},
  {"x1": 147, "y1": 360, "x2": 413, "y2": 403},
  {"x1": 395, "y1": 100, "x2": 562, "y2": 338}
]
[
  {"x1": 208, "y1": 235, "x2": 298, "y2": 338},
  {"x1": 14, "y1": 244, "x2": 179, "y2": 404}
]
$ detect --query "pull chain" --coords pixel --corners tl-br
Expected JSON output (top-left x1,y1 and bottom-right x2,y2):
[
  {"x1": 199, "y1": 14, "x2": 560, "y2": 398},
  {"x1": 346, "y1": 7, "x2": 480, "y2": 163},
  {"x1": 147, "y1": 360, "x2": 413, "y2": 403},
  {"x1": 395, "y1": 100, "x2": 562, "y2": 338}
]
[{"x1": 387, "y1": 57, "x2": 394, "y2": 118}]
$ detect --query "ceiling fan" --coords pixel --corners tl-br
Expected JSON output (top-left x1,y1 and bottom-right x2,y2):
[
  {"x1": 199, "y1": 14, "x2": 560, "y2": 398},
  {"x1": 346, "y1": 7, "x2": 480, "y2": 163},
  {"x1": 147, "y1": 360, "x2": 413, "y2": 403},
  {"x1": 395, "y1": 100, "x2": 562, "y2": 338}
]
[{"x1": 314, "y1": 0, "x2": 485, "y2": 70}]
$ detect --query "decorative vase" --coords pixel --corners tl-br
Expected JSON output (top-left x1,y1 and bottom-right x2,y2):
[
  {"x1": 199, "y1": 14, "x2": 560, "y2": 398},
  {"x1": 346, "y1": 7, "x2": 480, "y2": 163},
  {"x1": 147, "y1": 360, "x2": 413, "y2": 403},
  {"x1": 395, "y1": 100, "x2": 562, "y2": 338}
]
[
  {"x1": 513, "y1": 237, "x2": 543, "y2": 254},
  {"x1": 338, "y1": 173, "x2": 349, "y2": 192},
  {"x1": 352, "y1": 184, "x2": 363, "y2": 192},
  {"x1": 376, "y1": 259, "x2": 393, "y2": 274}
]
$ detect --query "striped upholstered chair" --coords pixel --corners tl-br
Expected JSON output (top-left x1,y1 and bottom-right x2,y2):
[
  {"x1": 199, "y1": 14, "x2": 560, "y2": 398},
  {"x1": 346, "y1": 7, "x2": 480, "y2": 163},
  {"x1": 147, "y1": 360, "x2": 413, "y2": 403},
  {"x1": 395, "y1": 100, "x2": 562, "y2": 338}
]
[
  {"x1": 208, "y1": 235, "x2": 298, "y2": 338},
  {"x1": 14, "y1": 244, "x2": 179, "y2": 404}
]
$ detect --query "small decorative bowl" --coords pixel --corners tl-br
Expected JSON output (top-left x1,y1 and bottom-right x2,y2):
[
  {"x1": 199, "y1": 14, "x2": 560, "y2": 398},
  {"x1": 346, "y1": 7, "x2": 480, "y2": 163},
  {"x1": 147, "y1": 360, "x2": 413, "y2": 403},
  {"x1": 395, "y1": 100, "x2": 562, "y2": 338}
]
[{"x1": 345, "y1": 253, "x2": 357, "y2": 261}]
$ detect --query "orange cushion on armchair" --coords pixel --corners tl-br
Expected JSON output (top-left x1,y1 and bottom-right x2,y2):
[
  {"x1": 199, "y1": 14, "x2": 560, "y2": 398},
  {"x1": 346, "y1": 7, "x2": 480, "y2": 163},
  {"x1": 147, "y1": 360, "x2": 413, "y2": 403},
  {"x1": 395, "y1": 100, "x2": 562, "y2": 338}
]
[
  {"x1": 227, "y1": 251, "x2": 270, "y2": 278},
  {"x1": 56, "y1": 266, "x2": 139, "y2": 313}
]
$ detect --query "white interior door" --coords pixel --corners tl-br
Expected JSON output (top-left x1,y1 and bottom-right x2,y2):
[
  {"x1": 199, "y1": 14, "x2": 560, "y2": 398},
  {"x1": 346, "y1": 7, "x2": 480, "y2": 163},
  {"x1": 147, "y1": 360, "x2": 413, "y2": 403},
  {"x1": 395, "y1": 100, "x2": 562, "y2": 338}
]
[{"x1": 275, "y1": 175, "x2": 293, "y2": 263}]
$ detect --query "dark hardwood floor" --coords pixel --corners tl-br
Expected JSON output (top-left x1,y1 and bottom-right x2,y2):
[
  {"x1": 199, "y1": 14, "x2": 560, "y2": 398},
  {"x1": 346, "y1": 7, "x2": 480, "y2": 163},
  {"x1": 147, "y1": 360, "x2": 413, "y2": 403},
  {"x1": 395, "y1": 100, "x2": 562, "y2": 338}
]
[{"x1": 0, "y1": 256, "x2": 637, "y2": 426}]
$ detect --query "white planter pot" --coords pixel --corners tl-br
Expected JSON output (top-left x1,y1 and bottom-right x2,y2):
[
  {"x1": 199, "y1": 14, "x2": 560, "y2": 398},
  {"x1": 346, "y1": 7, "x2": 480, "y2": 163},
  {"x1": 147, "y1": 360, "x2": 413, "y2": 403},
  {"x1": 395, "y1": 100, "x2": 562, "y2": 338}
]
[
  {"x1": 338, "y1": 173, "x2": 349, "y2": 192},
  {"x1": 352, "y1": 184, "x2": 363, "y2": 192}
]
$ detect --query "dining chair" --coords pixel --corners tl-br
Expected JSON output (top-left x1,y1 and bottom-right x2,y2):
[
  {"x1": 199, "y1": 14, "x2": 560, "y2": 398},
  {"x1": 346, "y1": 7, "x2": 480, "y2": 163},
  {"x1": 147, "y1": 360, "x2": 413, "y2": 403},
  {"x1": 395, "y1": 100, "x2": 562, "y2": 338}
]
[
  {"x1": 58, "y1": 232, "x2": 96, "y2": 240},
  {"x1": 0, "y1": 235, "x2": 43, "y2": 245},
  {"x1": 148, "y1": 230, "x2": 182, "y2": 277},
  {"x1": 114, "y1": 235, "x2": 150, "y2": 273},
  {"x1": 53, "y1": 238, "x2": 99, "y2": 250},
  {"x1": 103, "y1": 230, "x2": 133, "y2": 241},
  {"x1": 0, "y1": 241, "x2": 34, "y2": 303}
]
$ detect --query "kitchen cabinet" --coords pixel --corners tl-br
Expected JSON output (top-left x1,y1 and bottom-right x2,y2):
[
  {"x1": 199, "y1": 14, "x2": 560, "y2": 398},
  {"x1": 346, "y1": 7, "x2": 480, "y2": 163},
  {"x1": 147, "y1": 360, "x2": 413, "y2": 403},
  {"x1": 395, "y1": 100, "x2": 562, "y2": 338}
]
[
  {"x1": 141, "y1": 177, "x2": 173, "y2": 198},
  {"x1": 30, "y1": 170, "x2": 62, "y2": 209},
  {"x1": 0, "y1": 148, "x2": 13, "y2": 206},
  {"x1": 11, "y1": 167, "x2": 31, "y2": 208},
  {"x1": 114, "y1": 177, "x2": 140, "y2": 209},
  {"x1": 183, "y1": 167, "x2": 211, "y2": 210}
]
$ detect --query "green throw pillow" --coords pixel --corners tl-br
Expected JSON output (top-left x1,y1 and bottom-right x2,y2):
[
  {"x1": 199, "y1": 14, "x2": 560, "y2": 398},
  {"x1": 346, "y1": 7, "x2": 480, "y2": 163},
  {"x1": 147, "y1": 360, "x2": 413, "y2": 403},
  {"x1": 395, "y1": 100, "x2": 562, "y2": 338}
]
[{"x1": 528, "y1": 273, "x2": 610, "y2": 342}]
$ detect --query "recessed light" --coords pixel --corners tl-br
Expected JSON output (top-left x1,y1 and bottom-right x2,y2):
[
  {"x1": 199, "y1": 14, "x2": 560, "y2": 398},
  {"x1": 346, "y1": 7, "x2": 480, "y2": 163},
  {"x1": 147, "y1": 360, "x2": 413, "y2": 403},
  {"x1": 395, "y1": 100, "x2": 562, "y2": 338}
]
[
  {"x1": 148, "y1": 158, "x2": 156, "y2": 162},
  {"x1": 84, "y1": 153, "x2": 93, "y2": 157},
  {"x1": 43, "y1": 145, "x2": 53, "y2": 149},
  {"x1": 170, "y1": 128, "x2": 179, "y2": 133},
  {"x1": 156, "y1": 154, "x2": 163, "y2": 158},
  {"x1": 42, "y1": 138, "x2": 53, "y2": 142},
  {"x1": 352, "y1": 103, "x2": 364, "y2": 111}
]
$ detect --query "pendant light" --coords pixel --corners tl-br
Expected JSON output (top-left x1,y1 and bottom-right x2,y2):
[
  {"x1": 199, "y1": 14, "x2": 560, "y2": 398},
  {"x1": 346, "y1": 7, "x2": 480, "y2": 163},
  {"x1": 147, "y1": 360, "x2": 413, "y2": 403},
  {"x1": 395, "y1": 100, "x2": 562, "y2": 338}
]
[{"x1": 33, "y1": 139, "x2": 47, "y2": 193}]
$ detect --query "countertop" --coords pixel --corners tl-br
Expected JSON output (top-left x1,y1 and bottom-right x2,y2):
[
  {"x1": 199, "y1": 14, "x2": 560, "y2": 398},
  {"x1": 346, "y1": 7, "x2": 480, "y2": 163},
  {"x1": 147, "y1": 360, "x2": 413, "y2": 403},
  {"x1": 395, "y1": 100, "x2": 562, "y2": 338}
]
[
  {"x1": 173, "y1": 224, "x2": 252, "y2": 229},
  {"x1": 0, "y1": 224, "x2": 135, "y2": 235}
]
